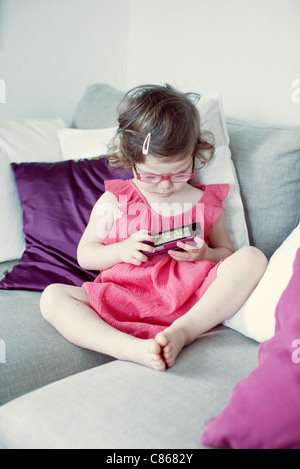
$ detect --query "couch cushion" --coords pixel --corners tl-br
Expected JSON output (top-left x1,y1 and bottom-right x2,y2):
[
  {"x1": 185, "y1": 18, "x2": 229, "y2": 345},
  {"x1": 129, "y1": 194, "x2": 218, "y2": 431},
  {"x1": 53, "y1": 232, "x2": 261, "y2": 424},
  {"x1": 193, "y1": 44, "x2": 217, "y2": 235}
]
[
  {"x1": 0, "y1": 326, "x2": 258, "y2": 449},
  {"x1": 0, "y1": 288, "x2": 114, "y2": 406},
  {"x1": 0, "y1": 117, "x2": 66, "y2": 263},
  {"x1": 72, "y1": 83, "x2": 124, "y2": 129},
  {"x1": 58, "y1": 127, "x2": 118, "y2": 160},
  {"x1": 226, "y1": 118, "x2": 300, "y2": 259},
  {"x1": 224, "y1": 222, "x2": 300, "y2": 342},
  {"x1": 0, "y1": 158, "x2": 132, "y2": 291},
  {"x1": 201, "y1": 248, "x2": 300, "y2": 449},
  {"x1": 192, "y1": 91, "x2": 249, "y2": 251}
]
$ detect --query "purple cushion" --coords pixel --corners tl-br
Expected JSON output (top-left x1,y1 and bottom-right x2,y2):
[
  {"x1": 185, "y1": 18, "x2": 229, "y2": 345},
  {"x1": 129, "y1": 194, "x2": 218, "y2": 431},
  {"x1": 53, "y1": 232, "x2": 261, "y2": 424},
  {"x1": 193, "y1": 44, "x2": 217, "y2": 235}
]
[
  {"x1": 0, "y1": 158, "x2": 132, "y2": 291},
  {"x1": 201, "y1": 247, "x2": 300, "y2": 449}
]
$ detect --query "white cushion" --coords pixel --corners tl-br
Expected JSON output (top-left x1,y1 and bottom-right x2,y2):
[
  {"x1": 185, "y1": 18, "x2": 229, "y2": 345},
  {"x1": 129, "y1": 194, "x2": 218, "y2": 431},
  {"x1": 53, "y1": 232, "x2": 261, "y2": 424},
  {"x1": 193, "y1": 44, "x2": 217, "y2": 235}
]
[
  {"x1": 0, "y1": 117, "x2": 66, "y2": 262},
  {"x1": 192, "y1": 91, "x2": 249, "y2": 251},
  {"x1": 57, "y1": 127, "x2": 117, "y2": 160},
  {"x1": 224, "y1": 222, "x2": 300, "y2": 342}
]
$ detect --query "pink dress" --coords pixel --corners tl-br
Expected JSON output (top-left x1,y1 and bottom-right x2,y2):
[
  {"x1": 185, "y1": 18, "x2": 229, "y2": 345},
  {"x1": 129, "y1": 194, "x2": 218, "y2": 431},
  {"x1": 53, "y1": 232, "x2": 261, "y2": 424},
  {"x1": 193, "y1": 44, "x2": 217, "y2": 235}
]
[{"x1": 83, "y1": 180, "x2": 229, "y2": 339}]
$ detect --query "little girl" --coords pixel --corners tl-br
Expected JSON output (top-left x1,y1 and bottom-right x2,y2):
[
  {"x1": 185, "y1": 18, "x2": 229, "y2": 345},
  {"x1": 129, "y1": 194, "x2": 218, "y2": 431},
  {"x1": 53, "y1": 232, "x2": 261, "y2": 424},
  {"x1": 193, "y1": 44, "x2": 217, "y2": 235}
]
[{"x1": 40, "y1": 84, "x2": 267, "y2": 371}]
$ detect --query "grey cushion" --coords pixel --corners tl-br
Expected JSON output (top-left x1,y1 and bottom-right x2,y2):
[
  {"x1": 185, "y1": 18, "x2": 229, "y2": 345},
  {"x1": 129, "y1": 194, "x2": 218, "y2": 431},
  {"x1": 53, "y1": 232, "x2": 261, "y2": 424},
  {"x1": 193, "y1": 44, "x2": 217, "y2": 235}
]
[
  {"x1": 0, "y1": 326, "x2": 258, "y2": 449},
  {"x1": 227, "y1": 118, "x2": 300, "y2": 259},
  {"x1": 72, "y1": 83, "x2": 124, "y2": 129},
  {"x1": 0, "y1": 269, "x2": 114, "y2": 406}
]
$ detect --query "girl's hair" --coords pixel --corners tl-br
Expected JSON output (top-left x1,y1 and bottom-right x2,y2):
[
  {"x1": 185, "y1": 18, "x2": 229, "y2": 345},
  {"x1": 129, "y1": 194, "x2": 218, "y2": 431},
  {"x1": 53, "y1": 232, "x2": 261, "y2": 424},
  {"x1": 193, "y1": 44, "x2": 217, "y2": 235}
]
[{"x1": 106, "y1": 84, "x2": 215, "y2": 168}]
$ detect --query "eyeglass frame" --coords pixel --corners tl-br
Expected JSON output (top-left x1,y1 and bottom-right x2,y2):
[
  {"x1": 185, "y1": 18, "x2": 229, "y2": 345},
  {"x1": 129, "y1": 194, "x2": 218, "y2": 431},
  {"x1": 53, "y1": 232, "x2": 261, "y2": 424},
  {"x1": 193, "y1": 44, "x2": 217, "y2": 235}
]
[{"x1": 133, "y1": 159, "x2": 195, "y2": 184}]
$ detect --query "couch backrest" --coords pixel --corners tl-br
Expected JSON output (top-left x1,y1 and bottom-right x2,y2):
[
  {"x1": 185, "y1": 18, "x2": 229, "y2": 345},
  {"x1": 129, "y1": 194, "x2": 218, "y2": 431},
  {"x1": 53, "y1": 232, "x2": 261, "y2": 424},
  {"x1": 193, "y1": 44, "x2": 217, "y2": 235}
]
[{"x1": 226, "y1": 118, "x2": 300, "y2": 258}]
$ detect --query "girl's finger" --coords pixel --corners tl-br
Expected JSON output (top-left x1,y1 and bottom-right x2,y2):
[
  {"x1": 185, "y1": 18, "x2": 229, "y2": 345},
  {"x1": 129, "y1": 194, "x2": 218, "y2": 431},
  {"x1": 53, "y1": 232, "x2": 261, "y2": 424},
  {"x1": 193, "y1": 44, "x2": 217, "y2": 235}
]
[
  {"x1": 176, "y1": 241, "x2": 198, "y2": 251},
  {"x1": 131, "y1": 230, "x2": 154, "y2": 242},
  {"x1": 194, "y1": 236, "x2": 204, "y2": 247},
  {"x1": 168, "y1": 250, "x2": 191, "y2": 260},
  {"x1": 139, "y1": 242, "x2": 155, "y2": 253}
]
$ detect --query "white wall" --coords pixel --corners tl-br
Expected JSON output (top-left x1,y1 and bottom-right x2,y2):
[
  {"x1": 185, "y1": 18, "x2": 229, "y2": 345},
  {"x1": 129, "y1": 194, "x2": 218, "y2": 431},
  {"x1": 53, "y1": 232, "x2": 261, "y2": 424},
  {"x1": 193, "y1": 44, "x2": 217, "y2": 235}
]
[
  {"x1": 127, "y1": 0, "x2": 300, "y2": 126},
  {"x1": 0, "y1": 0, "x2": 130, "y2": 124},
  {"x1": 0, "y1": 0, "x2": 299, "y2": 126}
]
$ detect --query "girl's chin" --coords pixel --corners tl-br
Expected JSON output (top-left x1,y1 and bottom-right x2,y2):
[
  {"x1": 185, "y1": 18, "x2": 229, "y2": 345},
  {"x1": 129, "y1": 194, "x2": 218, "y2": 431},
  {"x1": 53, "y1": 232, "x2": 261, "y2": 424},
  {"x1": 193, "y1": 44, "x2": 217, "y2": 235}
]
[{"x1": 154, "y1": 192, "x2": 172, "y2": 197}]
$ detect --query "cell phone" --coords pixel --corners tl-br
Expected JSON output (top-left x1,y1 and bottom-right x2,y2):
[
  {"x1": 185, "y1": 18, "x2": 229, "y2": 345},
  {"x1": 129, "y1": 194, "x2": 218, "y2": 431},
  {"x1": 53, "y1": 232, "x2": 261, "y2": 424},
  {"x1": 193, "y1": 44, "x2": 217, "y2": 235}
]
[{"x1": 142, "y1": 222, "x2": 203, "y2": 256}]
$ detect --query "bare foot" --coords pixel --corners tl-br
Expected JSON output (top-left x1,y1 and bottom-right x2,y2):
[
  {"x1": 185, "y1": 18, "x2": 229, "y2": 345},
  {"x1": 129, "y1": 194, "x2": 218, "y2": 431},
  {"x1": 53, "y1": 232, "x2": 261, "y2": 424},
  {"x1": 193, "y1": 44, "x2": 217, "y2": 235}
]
[
  {"x1": 125, "y1": 338, "x2": 167, "y2": 371},
  {"x1": 155, "y1": 326, "x2": 188, "y2": 368}
]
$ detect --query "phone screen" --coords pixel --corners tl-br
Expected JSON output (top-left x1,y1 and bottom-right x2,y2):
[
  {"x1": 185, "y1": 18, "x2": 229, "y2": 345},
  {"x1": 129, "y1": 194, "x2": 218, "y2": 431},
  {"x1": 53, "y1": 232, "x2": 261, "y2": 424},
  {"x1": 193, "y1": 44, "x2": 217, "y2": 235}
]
[{"x1": 153, "y1": 226, "x2": 191, "y2": 247}]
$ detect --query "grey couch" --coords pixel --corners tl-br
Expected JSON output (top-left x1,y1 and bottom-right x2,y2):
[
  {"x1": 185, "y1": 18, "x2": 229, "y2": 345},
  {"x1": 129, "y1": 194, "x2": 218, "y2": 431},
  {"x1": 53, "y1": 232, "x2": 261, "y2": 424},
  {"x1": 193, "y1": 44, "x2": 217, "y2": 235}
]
[{"x1": 0, "y1": 85, "x2": 299, "y2": 449}]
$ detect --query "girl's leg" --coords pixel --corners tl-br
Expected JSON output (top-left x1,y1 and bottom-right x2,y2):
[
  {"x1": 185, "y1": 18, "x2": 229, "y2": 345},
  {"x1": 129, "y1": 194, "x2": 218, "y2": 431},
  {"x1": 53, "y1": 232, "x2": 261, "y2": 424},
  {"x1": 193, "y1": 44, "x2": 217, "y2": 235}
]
[
  {"x1": 40, "y1": 284, "x2": 166, "y2": 371},
  {"x1": 156, "y1": 246, "x2": 268, "y2": 367}
]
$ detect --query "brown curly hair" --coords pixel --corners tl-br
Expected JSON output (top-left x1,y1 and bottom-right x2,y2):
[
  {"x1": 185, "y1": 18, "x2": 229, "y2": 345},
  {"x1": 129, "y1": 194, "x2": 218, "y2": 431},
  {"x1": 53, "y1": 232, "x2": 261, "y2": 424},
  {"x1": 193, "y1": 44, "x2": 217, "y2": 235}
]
[{"x1": 106, "y1": 84, "x2": 215, "y2": 169}]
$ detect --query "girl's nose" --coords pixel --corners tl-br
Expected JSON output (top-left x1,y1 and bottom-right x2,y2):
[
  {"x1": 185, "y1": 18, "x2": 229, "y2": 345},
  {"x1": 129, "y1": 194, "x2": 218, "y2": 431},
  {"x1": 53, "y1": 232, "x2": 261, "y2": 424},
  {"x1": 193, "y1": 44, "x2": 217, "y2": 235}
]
[{"x1": 158, "y1": 179, "x2": 173, "y2": 189}]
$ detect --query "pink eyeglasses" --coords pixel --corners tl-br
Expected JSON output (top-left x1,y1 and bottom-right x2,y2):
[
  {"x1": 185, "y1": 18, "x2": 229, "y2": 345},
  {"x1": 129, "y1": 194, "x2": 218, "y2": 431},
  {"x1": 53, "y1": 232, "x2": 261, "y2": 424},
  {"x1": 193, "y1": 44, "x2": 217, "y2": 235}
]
[
  {"x1": 134, "y1": 164, "x2": 194, "y2": 184},
  {"x1": 136, "y1": 132, "x2": 194, "y2": 183}
]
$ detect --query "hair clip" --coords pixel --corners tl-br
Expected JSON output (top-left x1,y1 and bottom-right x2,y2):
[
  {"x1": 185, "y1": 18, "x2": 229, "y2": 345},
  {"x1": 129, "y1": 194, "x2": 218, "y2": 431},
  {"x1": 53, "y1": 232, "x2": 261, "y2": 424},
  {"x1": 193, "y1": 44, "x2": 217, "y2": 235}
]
[{"x1": 142, "y1": 133, "x2": 151, "y2": 155}]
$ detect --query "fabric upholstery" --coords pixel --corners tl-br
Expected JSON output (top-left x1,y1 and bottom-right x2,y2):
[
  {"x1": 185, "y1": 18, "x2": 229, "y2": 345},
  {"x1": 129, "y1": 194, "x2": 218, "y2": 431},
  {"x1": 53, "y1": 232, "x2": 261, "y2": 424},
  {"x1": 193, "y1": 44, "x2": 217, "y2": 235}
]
[
  {"x1": 72, "y1": 83, "x2": 124, "y2": 129},
  {"x1": 0, "y1": 287, "x2": 114, "y2": 406},
  {"x1": 0, "y1": 117, "x2": 65, "y2": 262},
  {"x1": 0, "y1": 158, "x2": 131, "y2": 291},
  {"x1": 226, "y1": 118, "x2": 300, "y2": 259},
  {"x1": 201, "y1": 248, "x2": 300, "y2": 449},
  {"x1": 0, "y1": 326, "x2": 258, "y2": 449}
]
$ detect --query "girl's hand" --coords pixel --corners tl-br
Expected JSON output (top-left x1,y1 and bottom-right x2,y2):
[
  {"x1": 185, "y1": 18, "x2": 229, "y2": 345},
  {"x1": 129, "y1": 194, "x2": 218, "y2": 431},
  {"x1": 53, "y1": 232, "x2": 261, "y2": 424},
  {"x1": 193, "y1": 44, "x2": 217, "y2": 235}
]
[
  {"x1": 118, "y1": 229, "x2": 155, "y2": 265},
  {"x1": 168, "y1": 236, "x2": 208, "y2": 262}
]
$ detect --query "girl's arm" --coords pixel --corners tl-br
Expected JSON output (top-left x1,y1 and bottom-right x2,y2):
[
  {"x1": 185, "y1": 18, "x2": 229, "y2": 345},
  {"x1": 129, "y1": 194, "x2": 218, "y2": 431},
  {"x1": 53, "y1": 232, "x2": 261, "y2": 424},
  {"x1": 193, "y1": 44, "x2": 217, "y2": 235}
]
[
  {"x1": 202, "y1": 212, "x2": 235, "y2": 261},
  {"x1": 77, "y1": 191, "x2": 122, "y2": 271},
  {"x1": 168, "y1": 212, "x2": 235, "y2": 263},
  {"x1": 77, "y1": 191, "x2": 154, "y2": 271}
]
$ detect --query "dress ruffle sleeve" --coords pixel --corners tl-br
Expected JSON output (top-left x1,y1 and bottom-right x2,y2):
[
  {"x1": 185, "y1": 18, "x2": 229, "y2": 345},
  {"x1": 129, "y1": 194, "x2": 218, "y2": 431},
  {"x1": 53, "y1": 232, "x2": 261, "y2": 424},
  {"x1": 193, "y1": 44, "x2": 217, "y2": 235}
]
[
  {"x1": 104, "y1": 179, "x2": 132, "y2": 198},
  {"x1": 104, "y1": 179, "x2": 138, "y2": 216},
  {"x1": 194, "y1": 183, "x2": 229, "y2": 239},
  {"x1": 103, "y1": 179, "x2": 150, "y2": 243}
]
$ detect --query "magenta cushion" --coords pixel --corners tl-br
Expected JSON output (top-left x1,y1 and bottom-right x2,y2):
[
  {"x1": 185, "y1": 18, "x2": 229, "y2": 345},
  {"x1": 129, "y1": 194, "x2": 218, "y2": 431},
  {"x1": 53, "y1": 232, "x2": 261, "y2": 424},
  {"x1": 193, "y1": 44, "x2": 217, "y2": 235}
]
[
  {"x1": 201, "y1": 247, "x2": 300, "y2": 449},
  {"x1": 0, "y1": 158, "x2": 131, "y2": 291}
]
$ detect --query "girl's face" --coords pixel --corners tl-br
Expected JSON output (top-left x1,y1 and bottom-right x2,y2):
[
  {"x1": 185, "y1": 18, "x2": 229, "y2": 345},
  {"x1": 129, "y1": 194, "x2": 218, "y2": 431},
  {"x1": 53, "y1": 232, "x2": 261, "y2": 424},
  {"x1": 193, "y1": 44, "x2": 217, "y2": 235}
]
[{"x1": 133, "y1": 153, "x2": 194, "y2": 198}]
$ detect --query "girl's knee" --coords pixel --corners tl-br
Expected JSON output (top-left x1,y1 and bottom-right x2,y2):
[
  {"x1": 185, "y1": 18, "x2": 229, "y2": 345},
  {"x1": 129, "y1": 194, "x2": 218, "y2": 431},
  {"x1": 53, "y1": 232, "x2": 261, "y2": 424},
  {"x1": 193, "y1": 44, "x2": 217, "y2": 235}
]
[
  {"x1": 40, "y1": 283, "x2": 67, "y2": 322},
  {"x1": 239, "y1": 246, "x2": 268, "y2": 277},
  {"x1": 40, "y1": 284, "x2": 88, "y2": 323},
  {"x1": 218, "y1": 245, "x2": 268, "y2": 278}
]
